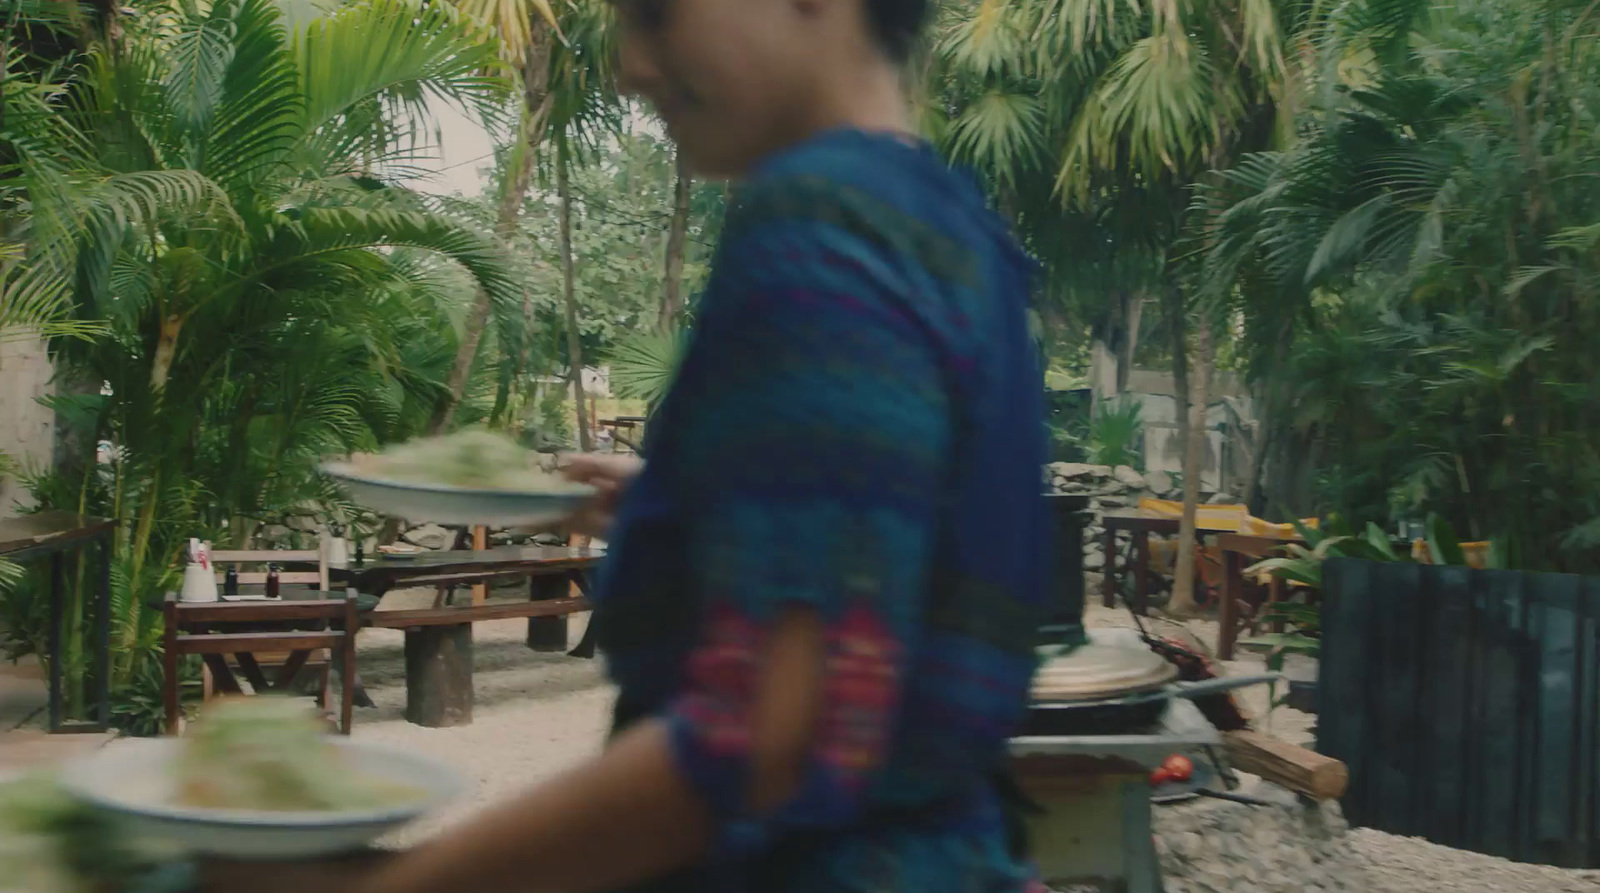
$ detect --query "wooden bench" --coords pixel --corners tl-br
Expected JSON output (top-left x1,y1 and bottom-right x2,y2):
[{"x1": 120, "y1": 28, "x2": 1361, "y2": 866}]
[
  {"x1": 332, "y1": 544, "x2": 604, "y2": 728},
  {"x1": 367, "y1": 595, "x2": 592, "y2": 728}
]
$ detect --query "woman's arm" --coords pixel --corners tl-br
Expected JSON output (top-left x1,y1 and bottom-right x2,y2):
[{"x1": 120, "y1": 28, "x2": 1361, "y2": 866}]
[
  {"x1": 203, "y1": 607, "x2": 826, "y2": 893},
  {"x1": 356, "y1": 608, "x2": 825, "y2": 893}
]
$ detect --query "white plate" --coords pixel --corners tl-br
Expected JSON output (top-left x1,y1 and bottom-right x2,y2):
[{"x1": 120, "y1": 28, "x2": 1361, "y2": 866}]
[
  {"x1": 323, "y1": 462, "x2": 593, "y2": 527},
  {"x1": 58, "y1": 737, "x2": 466, "y2": 859}
]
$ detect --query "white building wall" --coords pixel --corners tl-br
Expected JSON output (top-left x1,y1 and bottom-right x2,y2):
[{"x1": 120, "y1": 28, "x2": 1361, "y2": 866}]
[{"x1": 0, "y1": 330, "x2": 55, "y2": 519}]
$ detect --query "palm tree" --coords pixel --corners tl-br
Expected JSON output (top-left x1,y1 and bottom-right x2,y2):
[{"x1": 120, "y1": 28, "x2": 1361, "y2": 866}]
[
  {"x1": 429, "y1": 0, "x2": 558, "y2": 432},
  {"x1": 430, "y1": 0, "x2": 619, "y2": 439},
  {"x1": 1195, "y1": 0, "x2": 1600, "y2": 573},
  {"x1": 528, "y1": 2, "x2": 619, "y2": 450},
  {"x1": 933, "y1": 0, "x2": 1326, "y2": 614},
  {"x1": 7, "y1": 0, "x2": 524, "y2": 724}
]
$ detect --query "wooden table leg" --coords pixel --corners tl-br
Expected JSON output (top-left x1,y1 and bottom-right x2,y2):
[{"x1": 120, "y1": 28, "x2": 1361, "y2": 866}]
[
  {"x1": 1102, "y1": 526, "x2": 1117, "y2": 608},
  {"x1": 471, "y1": 526, "x2": 488, "y2": 605},
  {"x1": 1219, "y1": 548, "x2": 1242, "y2": 661},
  {"x1": 1133, "y1": 530, "x2": 1151, "y2": 616},
  {"x1": 527, "y1": 574, "x2": 570, "y2": 652},
  {"x1": 404, "y1": 624, "x2": 473, "y2": 728}
]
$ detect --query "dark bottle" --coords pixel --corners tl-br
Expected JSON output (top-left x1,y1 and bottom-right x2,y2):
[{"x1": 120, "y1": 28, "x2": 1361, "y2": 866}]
[
  {"x1": 265, "y1": 563, "x2": 281, "y2": 599},
  {"x1": 223, "y1": 566, "x2": 240, "y2": 597},
  {"x1": 354, "y1": 540, "x2": 365, "y2": 566}
]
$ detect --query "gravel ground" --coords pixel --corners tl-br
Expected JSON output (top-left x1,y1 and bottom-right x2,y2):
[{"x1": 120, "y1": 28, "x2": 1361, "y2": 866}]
[{"x1": 340, "y1": 591, "x2": 1597, "y2": 891}]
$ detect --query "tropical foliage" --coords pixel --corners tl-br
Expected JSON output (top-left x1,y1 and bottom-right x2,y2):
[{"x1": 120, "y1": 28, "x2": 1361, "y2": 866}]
[
  {"x1": 6, "y1": 0, "x2": 1600, "y2": 733},
  {"x1": 1197, "y1": 0, "x2": 1600, "y2": 573},
  {"x1": 2, "y1": 0, "x2": 521, "y2": 724}
]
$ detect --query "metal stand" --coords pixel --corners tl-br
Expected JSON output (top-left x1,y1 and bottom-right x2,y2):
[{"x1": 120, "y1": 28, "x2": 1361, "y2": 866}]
[{"x1": 1010, "y1": 629, "x2": 1223, "y2": 892}]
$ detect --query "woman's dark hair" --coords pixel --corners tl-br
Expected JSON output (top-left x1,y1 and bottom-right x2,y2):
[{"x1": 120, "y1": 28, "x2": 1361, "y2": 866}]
[{"x1": 864, "y1": 0, "x2": 930, "y2": 61}]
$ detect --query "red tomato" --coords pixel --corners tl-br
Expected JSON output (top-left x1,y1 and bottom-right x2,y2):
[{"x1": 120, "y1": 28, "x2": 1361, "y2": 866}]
[
  {"x1": 1149, "y1": 767, "x2": 1173, "y2": 786},
  {"x1": 1163, "y1": 754, "x2": 1195, "y2": 782}
]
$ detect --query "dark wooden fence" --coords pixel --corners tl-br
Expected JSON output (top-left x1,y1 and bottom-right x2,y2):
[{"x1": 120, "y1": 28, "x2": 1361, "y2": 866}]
[{"x1": 1320, "y1": 558, "x2": 1600, "y2": 867}]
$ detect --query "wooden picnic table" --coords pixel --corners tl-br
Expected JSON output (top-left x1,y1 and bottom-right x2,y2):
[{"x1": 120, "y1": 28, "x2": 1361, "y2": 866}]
[
  {"x1": 1099, "y1": 509, "x2": 1247, "y2": 615},
  {"x1": 332, "y1": 546, "x2": 604, "y2": 727},
  {"x1": 0, "y1": 512, "x2": 116, "y2": 733}
]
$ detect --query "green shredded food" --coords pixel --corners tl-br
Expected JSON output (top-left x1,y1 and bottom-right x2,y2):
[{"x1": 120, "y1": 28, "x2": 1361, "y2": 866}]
[
  {"x1": 352, "y1": 430, "x2": 590, "y2": 493},
  {"x1": 173, "y1": 697, "x2": 423, "y2": 812}
]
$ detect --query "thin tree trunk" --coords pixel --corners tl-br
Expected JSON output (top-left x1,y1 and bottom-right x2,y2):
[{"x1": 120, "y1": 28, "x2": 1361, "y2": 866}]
[
  {"x1": 558, "y1": 158, "x2": 592, "y2": 451},
  {"x1": 151, "y1": 314, "x2": 183, "y2": 391},
  {"x1": 658, "y1": 155, "x2": 691, "y2": 332},
  {"x1": 1170, "y1": 321, "x2": 1214, "y2": 617},
  {"x1": 430, "y1": 21, "x2": 554, "y2": 434},
  {"x1": 1165, "y1": 286, "x2": 1190, "y2": 468}
]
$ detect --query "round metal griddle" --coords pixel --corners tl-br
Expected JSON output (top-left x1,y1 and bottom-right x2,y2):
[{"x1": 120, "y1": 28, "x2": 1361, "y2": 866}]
[
  {"x1": 1031, "y1": 644, "x2": 1180, "y2": 702},
  {"x1": 1025, "y1": 643, "x2": 1277, "y2": 737}
]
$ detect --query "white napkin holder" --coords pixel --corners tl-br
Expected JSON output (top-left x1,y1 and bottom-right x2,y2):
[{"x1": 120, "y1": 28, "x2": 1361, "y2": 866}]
[{"x1": 180, "y1": 538, "x2": 219, "y2": 603}]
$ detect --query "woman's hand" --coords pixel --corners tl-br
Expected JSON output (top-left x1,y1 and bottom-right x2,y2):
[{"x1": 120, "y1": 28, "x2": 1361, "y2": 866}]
[{"x1": 561, "y1": 453, "x2": 644, "y2": 538}]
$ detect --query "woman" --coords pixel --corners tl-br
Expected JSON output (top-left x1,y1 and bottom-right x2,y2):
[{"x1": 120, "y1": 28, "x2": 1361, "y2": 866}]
[{"x1": 225, "y1": 0, "x2": 1048, "y2": 890}]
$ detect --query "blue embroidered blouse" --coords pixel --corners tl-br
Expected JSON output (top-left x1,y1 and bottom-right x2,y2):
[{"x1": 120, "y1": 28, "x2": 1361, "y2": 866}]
[{"x1": 592, "y1": 129, "x2": 1049, "y2": 893}]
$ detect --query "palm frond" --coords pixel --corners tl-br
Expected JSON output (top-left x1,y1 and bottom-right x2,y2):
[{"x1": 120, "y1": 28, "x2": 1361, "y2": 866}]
[{"x1": 296, "y1": 0, "x2": 511, "y2": 143}]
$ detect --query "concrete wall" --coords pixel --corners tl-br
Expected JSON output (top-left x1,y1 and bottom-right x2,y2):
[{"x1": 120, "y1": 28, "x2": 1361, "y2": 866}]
[
  {"x1": 1103, "y1": 375, "x2": 1258, "y2": 497},
  {"x1": 0, "y1": 330, "x2": 55, "y2": 519}
]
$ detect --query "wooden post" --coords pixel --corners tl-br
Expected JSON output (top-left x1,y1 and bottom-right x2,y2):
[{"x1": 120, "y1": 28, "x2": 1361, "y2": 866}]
[
  {"x1": 1223, "y1": 730, "x2": 1348, "y2": 800},
  {"x1": 404, "y1": 624, "x2": 473, "y2": 728},
  {"x1": 1102, "y1": 526, "x2": 1117, "y2": 608},
  {"x1": 162, "y1": 594, "x2": 181, "y2": 736},
  {"x1": 471, "y1": 525, "x2": 488, "y2": 605},
  {"x1": 1133, "y1": 530, "x2": 1151, "y2": 615},
  {"x1": 1219, "y1": 547, "x2": 1242, "y2": 660},
  {"x1": 527, "y1": 574, "x2": 570, "y2": 652}
]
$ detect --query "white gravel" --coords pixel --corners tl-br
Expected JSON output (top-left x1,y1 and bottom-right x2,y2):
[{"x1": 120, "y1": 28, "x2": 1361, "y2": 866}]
[{"x1": 348, "y1": 591, "x2": 1599, "y2": 891}]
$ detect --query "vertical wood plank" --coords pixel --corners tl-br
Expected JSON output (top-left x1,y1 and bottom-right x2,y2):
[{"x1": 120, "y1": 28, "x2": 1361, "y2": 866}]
[
  {"x1": 1477, "y1": 569, "x2": 1525, "y2": 859},
  {"x1": 1374, "y1": 562, "x2": 1425, "y2": 836},
  {"x1": 1425, "y1": 564, "x2": 1474, "y2": 849},
  {"x1": 1319, "y1": 558, "x2": 1373, "y2": 826},
  {"x1": 1579, "y1": 577, "x2": 1600, "y2": 867}
]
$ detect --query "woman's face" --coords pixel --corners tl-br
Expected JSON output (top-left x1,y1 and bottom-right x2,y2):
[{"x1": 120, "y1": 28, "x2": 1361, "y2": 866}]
[{"x1": 612, "y1": 0, "x2": 825, "y2": 179}]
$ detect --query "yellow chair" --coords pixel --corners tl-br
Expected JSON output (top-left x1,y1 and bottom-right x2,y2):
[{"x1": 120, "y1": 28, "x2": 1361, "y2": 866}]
[{"x1": 1411, "y1": 539, "x2": 1491, "y2": 568}]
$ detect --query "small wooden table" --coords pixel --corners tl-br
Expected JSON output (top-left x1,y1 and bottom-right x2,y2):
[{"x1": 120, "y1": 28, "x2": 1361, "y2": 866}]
[
  {"x1": 0, "y1": 512, "x2": 116, "y2": 733},
  {"x1": 1215, "y1": 532, "x2": 1305, "y2": 660},
  {"x1": 599, "y1": 415, "x2": 647, "y2": 452},
  {"x1": 335, "y1": 547, "x2": 604, "y2": 727}
]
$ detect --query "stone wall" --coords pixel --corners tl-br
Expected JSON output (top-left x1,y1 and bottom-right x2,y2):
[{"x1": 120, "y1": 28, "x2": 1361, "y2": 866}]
[
  {"x1": 1047, "y1": 461, "x2": 1240, "y2": 596},
  {"x1": 0, "y1": 331, "x2": 55, "y2": 519}
]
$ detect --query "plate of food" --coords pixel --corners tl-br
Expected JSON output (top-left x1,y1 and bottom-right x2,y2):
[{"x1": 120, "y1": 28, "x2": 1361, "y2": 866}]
[
  {"x1": 323, "y1": 429, "x2": 594, "y2": 526},
  {"x1": 57, "y1": 698, "x2": 465, "y2": 859}
]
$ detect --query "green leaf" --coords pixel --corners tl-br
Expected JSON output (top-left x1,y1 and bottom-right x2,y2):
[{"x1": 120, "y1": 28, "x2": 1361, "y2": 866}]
[
  {"x1": 1426, "y1": 513, "x2": 1466, "y2": 567},
  {"x1": 608, "y1": 326, "x2": 688, "y2": 405}
]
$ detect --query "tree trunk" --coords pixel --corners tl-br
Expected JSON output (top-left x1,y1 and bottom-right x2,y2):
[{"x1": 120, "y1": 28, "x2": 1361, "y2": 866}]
[
  {"x1": 558, "y1": 158, "x2": 592, "y2": 452},
  {"x1": 429, "y1": 21, "x2": 555, "y2": 434},
  {"x1": 150, "y1": 313, "x2": 183, "y2": 391},
  {"x1": 1165, "y1": 285, "x2": 1190, "y2": 468},
  {"x1": 1169, "y1": 321, "x2": 1214, "y2": 618},
  {"x1": 658, "y1": 154, "x2": 691, "y2": 332}
]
